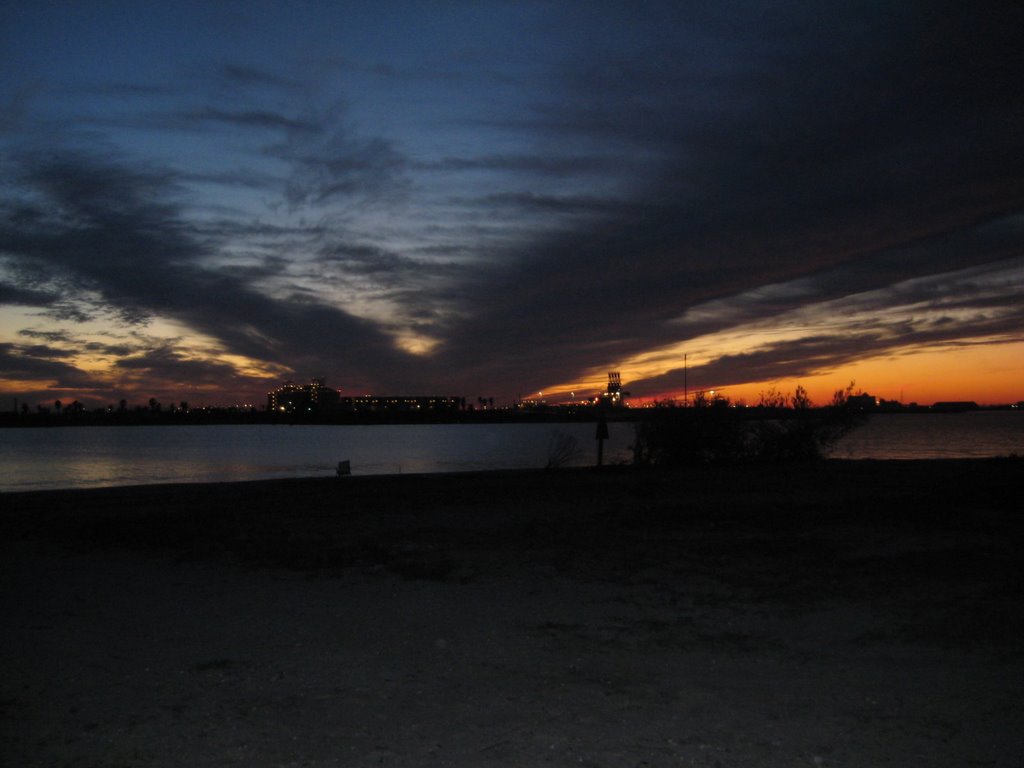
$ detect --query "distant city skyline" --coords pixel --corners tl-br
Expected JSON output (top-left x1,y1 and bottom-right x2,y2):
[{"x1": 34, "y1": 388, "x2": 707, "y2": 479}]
[{"x1": 2, "y1": 3, "x2": 1023, "y2": 408}]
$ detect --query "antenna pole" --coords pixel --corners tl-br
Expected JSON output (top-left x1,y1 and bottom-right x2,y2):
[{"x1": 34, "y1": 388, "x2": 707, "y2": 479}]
[{"x1": 684, "y1": 354, "x2": 688, "y2": 406}]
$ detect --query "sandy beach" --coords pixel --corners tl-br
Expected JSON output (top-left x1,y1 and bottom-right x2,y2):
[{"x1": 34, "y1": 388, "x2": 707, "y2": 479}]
[{"x1": 2, "y1": 460, "x2": 1021, "y2": 767}]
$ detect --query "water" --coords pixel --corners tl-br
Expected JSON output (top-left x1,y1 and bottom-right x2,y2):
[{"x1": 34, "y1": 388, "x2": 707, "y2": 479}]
[
  {"x1": 0, "y1": 422, "x2": 635, "y2": 492},
  {"x1": 0, "y1": 412, "x2": 1020, "y2": 492},
  {"x1": 830, "y1": 410, "x2": 1023, "y2": 460}
]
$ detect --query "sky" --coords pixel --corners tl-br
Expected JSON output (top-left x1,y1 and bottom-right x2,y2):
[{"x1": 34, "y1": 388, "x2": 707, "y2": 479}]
[{"x1": 1, "y1": 1, "x2": 1023, "y2": 409}]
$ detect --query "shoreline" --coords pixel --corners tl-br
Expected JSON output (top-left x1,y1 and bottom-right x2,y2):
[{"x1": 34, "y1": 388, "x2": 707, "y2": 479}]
[
  {"x1": 3, "y1": 411, "x2": 1021, "y2": 494},
  {"x1": 1, "y1": 454, "x2": 1020, "y2": 499},
  {"x1": 3, "y1": 458, "x2": 1022, "y2": 766}
]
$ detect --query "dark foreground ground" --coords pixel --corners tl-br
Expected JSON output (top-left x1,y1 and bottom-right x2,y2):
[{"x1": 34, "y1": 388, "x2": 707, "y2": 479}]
[{"x1": 2, "y1": 460, "x2": 1022, "y2": 767}]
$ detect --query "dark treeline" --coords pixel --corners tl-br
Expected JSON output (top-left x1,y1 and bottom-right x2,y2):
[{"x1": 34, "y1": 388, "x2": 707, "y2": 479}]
[{"x1": 1, "y1": 401, "x2": 1011, "y2": 431}]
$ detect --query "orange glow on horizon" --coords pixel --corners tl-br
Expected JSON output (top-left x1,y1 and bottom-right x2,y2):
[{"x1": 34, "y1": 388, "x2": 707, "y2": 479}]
[
  {"x1": 548, "y1": 340, "x2": 1024, "y2": 407},
  {"x1": 715, "y1": 342, "x2": 1024, "y2": 406}
]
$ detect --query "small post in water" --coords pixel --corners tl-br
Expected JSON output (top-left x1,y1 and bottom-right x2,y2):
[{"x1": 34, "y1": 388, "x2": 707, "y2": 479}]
[{"x1": 595, "y1": 414, "x2": 609, "y2": 468}]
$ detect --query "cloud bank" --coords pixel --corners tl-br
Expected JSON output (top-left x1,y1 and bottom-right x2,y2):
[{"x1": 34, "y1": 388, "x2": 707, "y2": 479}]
[{"x1": 1, "y1": 2, "x2": 1022, "y2": 404}]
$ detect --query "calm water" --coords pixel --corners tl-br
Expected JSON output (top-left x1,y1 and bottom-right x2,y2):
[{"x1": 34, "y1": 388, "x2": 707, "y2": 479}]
[
  {"x1": 0, "y1": 422, "x2": 635, "y2": 492},
  {"x1": 830, "y1": 410, "x2": 1023, "y2": 460},
  {"x1": 0, "y1": 412, "x2": 1020, "y2": 492}
]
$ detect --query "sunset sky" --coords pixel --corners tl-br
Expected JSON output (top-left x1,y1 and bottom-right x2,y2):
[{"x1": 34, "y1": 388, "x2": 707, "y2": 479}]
[{"x1": 2, "y1": 1, "x2": 1022, "y2": 408}]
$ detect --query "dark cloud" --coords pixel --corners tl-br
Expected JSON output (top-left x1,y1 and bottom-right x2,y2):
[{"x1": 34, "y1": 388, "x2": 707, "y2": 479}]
[
  {"x1": 113, "y1": 344, "x2": 255, "y2": 387},
  {"x1": 153, "y1": 84, "x2": 415, "y2": 209},
  {"x1": 314, "y1": 243, "x2": 462, "y2": 286},
  {"x1": 18, "y1": 329, "x2": 75, "y2": 344},
  {"x1": 65, "y1": 67, "x2": 406, "y2": 212},
  {"x1": 0, "y1": 342, "x2": 104, "y2": 388},
  {"x1": 85, "y1": 105, "x2": 318, "y2": 139},
  {"x1": 17, "y1": 344, "x2": 75, "y2": 359},
  {"x1": 217, "y1": 63, "x2": 299, "y2": 90},
  {"x1": 177, "y1": 169, "x2": 282, "y2": 191},
  {"x1": 0, "y1": 84, "x2": 42, "y2": 134},
  {"x1": 425, "y1": 2, "x2": 1024, "y2": 394},
  {"x1": 667, "y1": 246, "x2": 1024, "y2": 343},
  {"x1": 317, "y1": 244, "x2": 408, "y2": 276},
  {"x1": 185, "y1": 107, "x2": 320, "y2": 133},
  {"x1": 271, "y1": 132, "x2": 409, "y2": 207},
  {"x1": 654, "y1": 335, "x2": 898, "y2": 395},
  {"x1": 83, "y1": 340, "x2": 136, "y2": 357},
  {"x1": 631, "y1": 318, "x2": 1024, "y2": 399},
  {"x1": 0, "y1": 151, "x2": 420, "y2": 392},
  {"x1": 69, "y1": 82, "x2": 176, "y2": 98},
  {"x1": 0, "y1": 281, "x2": 55, "y2": 306},
  {"x1": 3, "y1": 3, "x2": 1022, "y2": 403},
  {"x1": 623, "y1": 263, "x2": 1024, "y2": 398},
  {"x1": 474, "y1": 192, "x2": 638, "y2": 217},
  {"x1": 418, "y1": 154, "x2": 614, "y2": 176}
]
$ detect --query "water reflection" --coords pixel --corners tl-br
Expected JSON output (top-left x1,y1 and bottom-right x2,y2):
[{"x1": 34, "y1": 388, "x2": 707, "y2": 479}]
[
  {"x1": 0, "y1": 422, "x2": 634, "y2": 492},
  {"x1": 1, "y1": 412, "x2": 1020, "y2": 492},
  {"x1": 831, "y1": 411, "x2": 1023, "y2": 459}
]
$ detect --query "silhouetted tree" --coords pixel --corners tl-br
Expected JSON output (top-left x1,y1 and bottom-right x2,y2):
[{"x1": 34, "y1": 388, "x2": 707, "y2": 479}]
[
  {"x1": 757, "y1": 387, "x2": 787, "y2": 409},
  {"x1": 633, "y1": 398, "x2": 746, "y2": 464},
  {"x1": 791, "y1": 385, "x2": 812, "y2": 411},
  {"x1": 635, "y1": 383, "x2": 865, "y2": 465}
]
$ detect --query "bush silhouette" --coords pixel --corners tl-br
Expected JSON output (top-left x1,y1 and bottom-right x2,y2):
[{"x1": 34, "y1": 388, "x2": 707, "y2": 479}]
[{"x1": 633, "y1": 385, "x2": 864, "y2": 465}]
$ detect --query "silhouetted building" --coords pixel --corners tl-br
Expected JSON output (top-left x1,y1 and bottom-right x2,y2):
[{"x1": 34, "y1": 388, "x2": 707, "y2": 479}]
[
  {"x1": 846, "y1": 393, "x2": 879, "y2": 410},
  {"x1": 268, "y1": 378, "x2": 461, "y2": 415},
  {"x1": 931, "y1": 401, "x2": 979, "y2": 412},
  {"x1": 597, "y1": 371, "x2": 629, "y2": 408},
  {"x1": 339, "y1": 395, "x2": 460, "y2": 412},
  {"x1": 268, "y1": 378, "x2": 341, "y2": 413}
]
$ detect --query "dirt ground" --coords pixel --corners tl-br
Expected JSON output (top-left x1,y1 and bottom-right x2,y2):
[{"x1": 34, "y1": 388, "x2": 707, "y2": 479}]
[{"x1": 2, "y1": 460, "x2": 1022, "y2": 767}]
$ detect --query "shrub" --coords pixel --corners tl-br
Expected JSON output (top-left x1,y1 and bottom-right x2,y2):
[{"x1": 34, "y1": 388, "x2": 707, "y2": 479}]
[
  {"x1": 545, "y1": 430, "x2": 583, "y2": 469},
  {"x1": 633, "y1": 404, "x2": 749, "y2": 465},
  {"x1": 633, "y1": 384, "x2": 865, "y2": 466}
]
